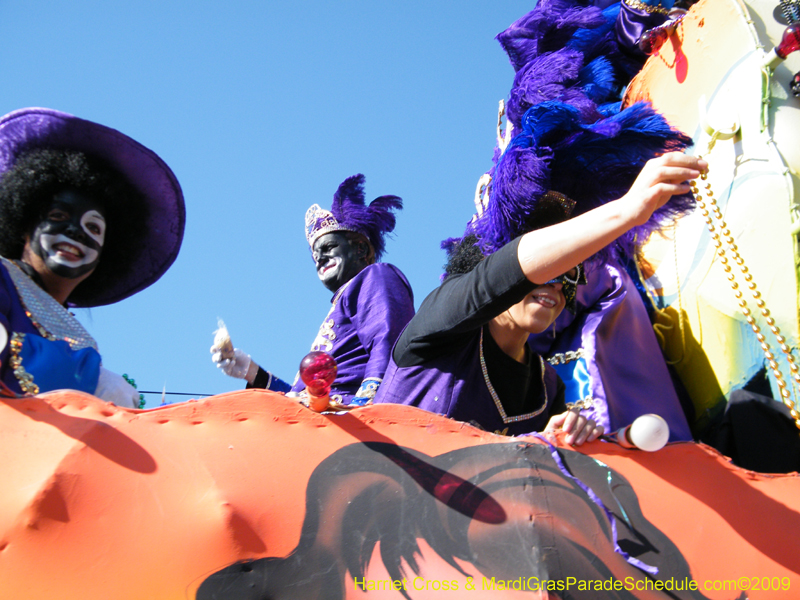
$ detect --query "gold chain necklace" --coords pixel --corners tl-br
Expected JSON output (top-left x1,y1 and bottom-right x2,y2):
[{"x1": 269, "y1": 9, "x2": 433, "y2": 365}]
[
  {"x1": 479, "y1": 328, "x2": 548, "y2": 424},
  {"x1": 690, "y1": 164, "x2": 800, "y2": 431}
]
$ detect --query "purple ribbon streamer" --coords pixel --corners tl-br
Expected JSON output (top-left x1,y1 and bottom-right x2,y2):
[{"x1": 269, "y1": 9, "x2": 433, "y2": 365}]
[{"x1": 530, "y1": 433, "x2": 659, "y2": 576}]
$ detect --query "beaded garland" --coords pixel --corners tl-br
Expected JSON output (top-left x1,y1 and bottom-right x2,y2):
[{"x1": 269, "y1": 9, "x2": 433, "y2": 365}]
[
  {"x1": 9, "y1": 333, "x2": 38, "y2": 395},
  {"x1": 623, "y1": 0, "x2": 670, "y2": 16},
  {"x1": 690, "y1": 164, "x2": 800, "y2": 432},
  {"x1": 547, "y1": 348, "x2": 586, "y2": 366}
]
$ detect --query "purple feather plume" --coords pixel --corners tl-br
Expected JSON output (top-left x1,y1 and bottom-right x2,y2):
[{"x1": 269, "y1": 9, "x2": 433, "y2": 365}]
[
  {"x1": 497, "y1": 0, "x2": 608, "y2": 72},
  {"x1": 330, "y1": 174, "x2": 402, "y2": 261},
  {"x1": 455, "y1": 0, "x2": 693, "y2": 266}
]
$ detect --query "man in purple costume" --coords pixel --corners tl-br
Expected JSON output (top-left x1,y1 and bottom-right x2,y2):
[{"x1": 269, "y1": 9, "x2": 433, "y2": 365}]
[
  {"x1": 212, "y1": 174, "x2": 414, "y2": 405},
  {"x1": 375, "y1": 153, "x2": 706, "y2": 443}
]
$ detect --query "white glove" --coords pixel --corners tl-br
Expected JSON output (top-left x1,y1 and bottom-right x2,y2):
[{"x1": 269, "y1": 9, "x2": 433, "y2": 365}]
[
  {"x1": 94, "y1": 366, "x2": 139, "y2": 408},
  {"x1": 210, "y1": 345, "x2": 252, "y2": 380}
]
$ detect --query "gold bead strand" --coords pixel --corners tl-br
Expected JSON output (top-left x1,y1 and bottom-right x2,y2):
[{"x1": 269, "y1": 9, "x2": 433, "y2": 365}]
[
  {"x1": 702, "y1": 172, "x2": 800, "y2": 414},
  {"x1": 690, "y1": 164, "x2": 800, "y2": 431}
]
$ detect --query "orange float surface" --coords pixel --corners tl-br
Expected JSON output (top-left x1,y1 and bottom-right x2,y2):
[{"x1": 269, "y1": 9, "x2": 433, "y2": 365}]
[{"x1": 0, "y1": 390, "x2": 798, "y2": 599}]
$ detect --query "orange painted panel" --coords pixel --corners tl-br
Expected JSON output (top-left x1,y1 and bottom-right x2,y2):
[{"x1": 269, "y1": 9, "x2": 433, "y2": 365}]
[{"x1": 0, "y1": 391, "x2": 797, "y2": 599}]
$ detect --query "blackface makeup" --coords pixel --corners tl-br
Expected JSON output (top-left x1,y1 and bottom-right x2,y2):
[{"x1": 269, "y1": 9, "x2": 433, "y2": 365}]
[
  {"x1": 312, "y1": 231, "x2": 366, "y2": 293},
  {"x1": 29, "y1": 190, "x2": 106, "y2": 280}
]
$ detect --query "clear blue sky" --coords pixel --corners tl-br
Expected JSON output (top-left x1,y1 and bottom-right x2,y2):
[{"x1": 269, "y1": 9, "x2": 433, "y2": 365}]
[{"x1": 0, "y1": 1, "x2": 536, "y2": 406}]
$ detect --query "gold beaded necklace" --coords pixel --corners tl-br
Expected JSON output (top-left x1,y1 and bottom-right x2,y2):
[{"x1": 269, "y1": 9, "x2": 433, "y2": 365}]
[{"x1": 690, "y1": 163, "x2": 800, "y2": 431}]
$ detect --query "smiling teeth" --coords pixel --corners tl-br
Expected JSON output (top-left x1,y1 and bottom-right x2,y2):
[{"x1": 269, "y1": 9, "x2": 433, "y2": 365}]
[
  {"x1": 534, "y1": 294, "x2": 556, "y2": 307},
  {"x1": 54, "y1": 243, "x2": 81, "y2": 257}
]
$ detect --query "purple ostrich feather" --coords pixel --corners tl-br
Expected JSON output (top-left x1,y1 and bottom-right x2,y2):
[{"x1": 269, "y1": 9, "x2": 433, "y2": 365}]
[
  {"x1": 454, "y1": 0, "x2": 691, "y2": 267},
  {"x1": 497, "y1": 0, "x2": 608, "y2": 72},
  {"x1": 478, "y1": 99, "x2": 692, "y2": 262},
  {"x1": 330, "y1": 174, "x2": 402, "y2": 261}
]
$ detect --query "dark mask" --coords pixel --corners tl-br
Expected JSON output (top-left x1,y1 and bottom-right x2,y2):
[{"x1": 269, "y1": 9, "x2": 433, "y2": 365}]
[
  {"x1": 545, "y1": 263, "x2": 586, "y2": 313},
  {"x1": 29, "y1": 190, "x2": 106, "y2": 280}
]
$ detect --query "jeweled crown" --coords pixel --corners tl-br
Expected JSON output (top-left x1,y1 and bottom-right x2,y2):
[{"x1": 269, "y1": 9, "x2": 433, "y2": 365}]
[
  {"x1": 302, "y1": 175, "x2": 402, "y2": 260},
  {"x1": 304, "y1": 204, "x2": 360, "y2": 249}
]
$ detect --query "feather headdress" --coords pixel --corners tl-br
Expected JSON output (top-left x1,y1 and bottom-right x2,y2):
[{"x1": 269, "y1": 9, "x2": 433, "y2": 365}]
[
  {"x1": 459, "y1": 0, "x2": 691, "y2": 265},
  {"x1": 305, "y1": 174, "x2": 402, "y2": 261}
]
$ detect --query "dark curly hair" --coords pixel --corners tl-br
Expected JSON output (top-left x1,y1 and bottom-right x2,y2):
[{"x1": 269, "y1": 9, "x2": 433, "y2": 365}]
[
  {"x1": 0, "y1": 148, "x2": 149, "y2": 305},
  {"x1": 442, "y1": 234, "x2": 486, "y2": 278}
]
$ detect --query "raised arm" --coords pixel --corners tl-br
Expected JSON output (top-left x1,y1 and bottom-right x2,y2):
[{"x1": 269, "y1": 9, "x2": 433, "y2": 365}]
[{"x1": 517, "y1": 152, "x2": 706, "y2": 284}]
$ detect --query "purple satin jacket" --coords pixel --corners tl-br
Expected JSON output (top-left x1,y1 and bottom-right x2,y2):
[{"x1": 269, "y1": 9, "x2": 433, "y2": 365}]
[
  {"x1": 529, "y1": 261, "x2": 693, "y2": 442},
  {"x1": 376, "y1": 328, "x2": 563, "y2": 437},
  {"x1": 290, "y1": 262, "x2": 414, "y2": 404}
]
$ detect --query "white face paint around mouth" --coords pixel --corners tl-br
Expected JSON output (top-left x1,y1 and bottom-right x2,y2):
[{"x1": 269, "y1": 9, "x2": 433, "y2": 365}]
[
  {"x1": 39, "y1": 233, "x2": 99, "y2": 268},
  {"x1": 318, "y1": 257, "x2": 340, "y2": 276}
]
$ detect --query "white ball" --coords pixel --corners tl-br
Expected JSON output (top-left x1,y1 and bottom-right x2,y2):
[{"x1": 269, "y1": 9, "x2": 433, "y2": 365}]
[
  {"x1": 628, "y1": 414, "x2": 670, "y2": 452},
  {"x1": 0, "y1": 324, "x2": 6, "y2": 354}
]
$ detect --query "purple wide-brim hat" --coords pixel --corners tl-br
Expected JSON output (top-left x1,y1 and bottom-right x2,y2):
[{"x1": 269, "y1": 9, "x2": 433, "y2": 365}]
[{"x1": 0, "y1": 107, "x2": 185, "y2": 307}]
